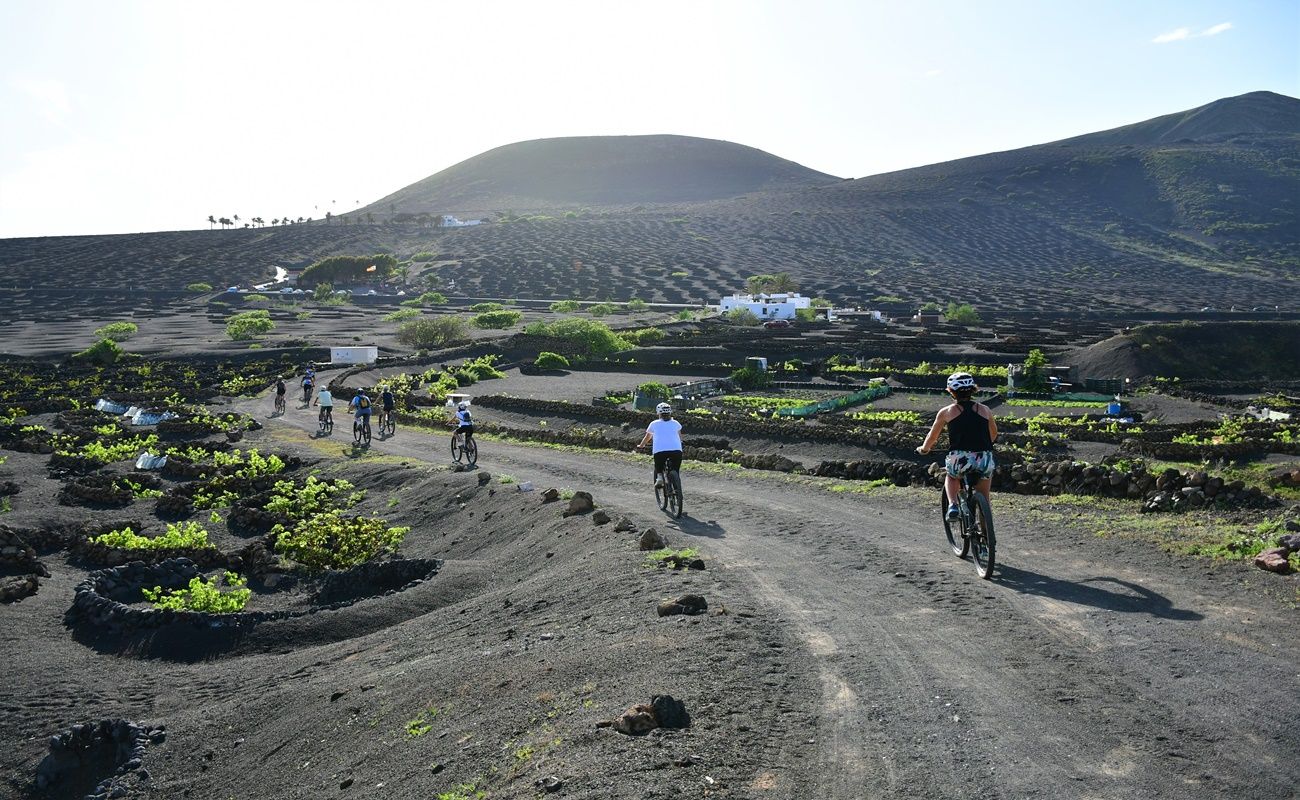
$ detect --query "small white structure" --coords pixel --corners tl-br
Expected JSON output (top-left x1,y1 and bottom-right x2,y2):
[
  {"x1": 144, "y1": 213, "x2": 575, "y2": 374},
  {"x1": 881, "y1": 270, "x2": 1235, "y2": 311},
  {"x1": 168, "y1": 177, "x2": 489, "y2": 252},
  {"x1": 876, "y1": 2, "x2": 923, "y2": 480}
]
[
  {"x1": 441, "y1": 214, "x2": 482, "y2": 228},
  {"x1": 330, "y1": 346, "x2": 378, "y2": 365}
]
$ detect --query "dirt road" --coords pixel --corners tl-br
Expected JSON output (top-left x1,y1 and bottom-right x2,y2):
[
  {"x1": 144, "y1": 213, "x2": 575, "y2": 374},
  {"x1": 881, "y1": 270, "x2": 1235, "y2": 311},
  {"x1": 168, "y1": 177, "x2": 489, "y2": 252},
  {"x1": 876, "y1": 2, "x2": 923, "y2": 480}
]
[{"x1": 260, "y1": 401, "x2": 1300, "y2": 799}]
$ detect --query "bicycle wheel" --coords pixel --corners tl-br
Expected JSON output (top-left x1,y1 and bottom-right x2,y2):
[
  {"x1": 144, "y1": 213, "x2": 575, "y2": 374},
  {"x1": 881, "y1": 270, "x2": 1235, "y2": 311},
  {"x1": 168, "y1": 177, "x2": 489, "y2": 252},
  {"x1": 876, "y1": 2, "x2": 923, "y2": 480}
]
[
  {"x1": 968, "y1": 492, "x2": 996, "y2": 579},
  {"x1": 941, "y1": 487, "x2": 968, "y2": 557},
  {"x1": 655, "y1": 476, "x2": 668, "y2": 511},
  {"x1": 385, "y1": 416, "x2": 396, "y2": 436},
  {"x1": 362, "y1": 421, "x2": 372, "y2": 446},
  {"x1": 464, "y1": 438, "x2": 477, "y2": 465},
  {"x1": 353, "y1": 421, "x2": 364, "y2": 444},
  {"x1": 667, "y1": 470, "x2": 683, "y2": 518},
  {"x1": 450, "y1": 435, "x2": 463, "y2": 463}
]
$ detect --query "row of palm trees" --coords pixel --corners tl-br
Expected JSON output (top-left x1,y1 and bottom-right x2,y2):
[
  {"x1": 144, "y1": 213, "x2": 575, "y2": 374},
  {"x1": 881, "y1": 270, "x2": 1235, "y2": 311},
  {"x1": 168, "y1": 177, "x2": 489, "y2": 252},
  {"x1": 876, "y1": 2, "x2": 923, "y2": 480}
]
[{"x1": 207, "y1": 215, "x2": 312, "y2": 229}]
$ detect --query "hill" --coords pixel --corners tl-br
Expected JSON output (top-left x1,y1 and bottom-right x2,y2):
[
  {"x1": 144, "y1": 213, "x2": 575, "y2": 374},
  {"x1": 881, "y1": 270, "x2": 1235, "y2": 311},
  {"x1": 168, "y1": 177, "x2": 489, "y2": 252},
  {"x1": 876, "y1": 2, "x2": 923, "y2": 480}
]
[
  {"x1": 355, "y1": 135, "x2": 841, "y2": 216},
  {"x1": 0, "y1": 92, "x2": 1296, "y2": 312},
  {"x1": 1059, "y1": 320, "x2": 1300, "y2": 381}
]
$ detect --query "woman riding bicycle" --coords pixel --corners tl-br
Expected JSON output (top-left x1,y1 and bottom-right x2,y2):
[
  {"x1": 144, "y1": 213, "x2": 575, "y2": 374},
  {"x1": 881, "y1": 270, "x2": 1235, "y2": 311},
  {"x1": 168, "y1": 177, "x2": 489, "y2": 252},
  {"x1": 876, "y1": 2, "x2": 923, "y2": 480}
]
[
  {"x1": 916, "y1": 372, "x2": 998, "y2": 520},
  {"x1": 452, "y1": 401, "x2": 474, "y2": 446},
  {"x1": 638, "y1": 402, "x2": 683, "y2": 488},
  {"x1": 313, "y1": 386, "x2": 333, "y2": 427},
  {"x1": 274, "y1": 378, "x2": 286, "y2": 413}
]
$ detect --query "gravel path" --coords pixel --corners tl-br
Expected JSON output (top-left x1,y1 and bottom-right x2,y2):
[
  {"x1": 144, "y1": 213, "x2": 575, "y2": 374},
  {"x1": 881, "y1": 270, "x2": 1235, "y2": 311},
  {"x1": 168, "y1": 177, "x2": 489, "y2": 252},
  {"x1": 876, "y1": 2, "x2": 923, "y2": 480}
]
[{"x1": 255, "y1": 397, "x2": 1300, "y2": 799}]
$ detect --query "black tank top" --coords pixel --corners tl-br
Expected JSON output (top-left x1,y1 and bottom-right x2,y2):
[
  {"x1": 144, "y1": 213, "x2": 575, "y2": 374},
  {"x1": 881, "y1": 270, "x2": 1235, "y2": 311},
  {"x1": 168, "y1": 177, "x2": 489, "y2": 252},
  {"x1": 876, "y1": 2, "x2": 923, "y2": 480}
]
[{"x1": 948, "y1": 400, "x2": 993, "y2": 452}]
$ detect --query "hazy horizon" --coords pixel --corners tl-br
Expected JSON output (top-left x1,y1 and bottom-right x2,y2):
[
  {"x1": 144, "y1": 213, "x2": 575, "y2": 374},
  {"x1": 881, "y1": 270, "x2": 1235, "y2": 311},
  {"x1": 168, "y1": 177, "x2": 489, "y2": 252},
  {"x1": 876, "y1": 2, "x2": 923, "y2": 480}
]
[{"x1": 2, "y1": 0, "x2": 1297, "y2": 239}]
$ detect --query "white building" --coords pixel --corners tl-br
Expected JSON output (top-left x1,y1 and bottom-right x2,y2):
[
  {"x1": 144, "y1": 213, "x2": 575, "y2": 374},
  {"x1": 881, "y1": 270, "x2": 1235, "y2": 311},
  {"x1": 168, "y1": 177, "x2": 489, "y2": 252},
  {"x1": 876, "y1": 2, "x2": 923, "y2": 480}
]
[
  {"x1": 718, "y1": 292, "x2": 810, "y2": 320},
  {"x1": 441, "y1": 214, "x2": 482, "y2": 228},
  {"x1": 717, "y1": 292, "x2": 836, "y2": 321}
]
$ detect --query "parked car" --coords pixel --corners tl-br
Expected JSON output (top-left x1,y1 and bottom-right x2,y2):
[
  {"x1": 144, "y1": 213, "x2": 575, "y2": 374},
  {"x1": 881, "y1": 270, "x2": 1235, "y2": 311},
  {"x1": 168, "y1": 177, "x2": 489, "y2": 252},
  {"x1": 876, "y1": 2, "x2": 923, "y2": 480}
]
[
  {"x1": 225, "y1": 286, "x2": 240, "y2": 293},
  {"x1": 763, "y1": 319, "x2": 792, "y2": 329}
]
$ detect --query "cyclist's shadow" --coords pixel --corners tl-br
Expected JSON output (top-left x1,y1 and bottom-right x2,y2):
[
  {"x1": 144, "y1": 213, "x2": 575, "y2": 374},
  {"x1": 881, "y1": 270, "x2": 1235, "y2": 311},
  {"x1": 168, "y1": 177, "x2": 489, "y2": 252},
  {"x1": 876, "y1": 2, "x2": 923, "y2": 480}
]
[
  {"x1": 666, "y1": 516, "x2": 726, "y2": 539},
  {"x1": 996, "y1": 566, "x2": 1202, "y2": 620}
]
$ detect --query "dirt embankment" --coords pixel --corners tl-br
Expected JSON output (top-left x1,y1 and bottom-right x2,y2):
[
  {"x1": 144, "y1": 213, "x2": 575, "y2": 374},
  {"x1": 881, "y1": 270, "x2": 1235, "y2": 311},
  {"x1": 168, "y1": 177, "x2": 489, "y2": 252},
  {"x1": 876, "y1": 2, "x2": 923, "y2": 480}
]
[{"x1": 1060, "y1": 320, "x2": 1300, "y2": 381}]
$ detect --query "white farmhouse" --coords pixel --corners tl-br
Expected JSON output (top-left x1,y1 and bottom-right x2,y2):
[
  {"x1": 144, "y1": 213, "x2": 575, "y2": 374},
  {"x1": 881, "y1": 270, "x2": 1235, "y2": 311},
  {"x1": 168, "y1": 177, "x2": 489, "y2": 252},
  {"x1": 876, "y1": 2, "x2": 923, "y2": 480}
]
[
  {"x1": 441, "y1": 214, "x2": 483, "y2": 228},
  {"x1": 718, "y1": 292, "x2": 817, "y2": 320}
]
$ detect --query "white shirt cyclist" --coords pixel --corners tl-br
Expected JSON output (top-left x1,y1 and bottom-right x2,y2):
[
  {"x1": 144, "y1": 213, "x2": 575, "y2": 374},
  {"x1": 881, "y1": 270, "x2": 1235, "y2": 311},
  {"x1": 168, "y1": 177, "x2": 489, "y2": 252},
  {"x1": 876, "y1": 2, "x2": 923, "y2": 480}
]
[{"x1": 646, "y1": 418, "x2": 683, "y2": 453}]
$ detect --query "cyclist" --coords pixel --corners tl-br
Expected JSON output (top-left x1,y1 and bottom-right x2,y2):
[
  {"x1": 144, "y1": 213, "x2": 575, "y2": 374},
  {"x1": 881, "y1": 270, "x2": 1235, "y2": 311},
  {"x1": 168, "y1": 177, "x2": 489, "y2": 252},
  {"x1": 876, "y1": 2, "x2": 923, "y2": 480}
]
[
  {"x1": 274, "y1": 377, "x2": 286, "y2": 413},
  {"x1": 379, "y1": 385, "x2": 396, "y2": 430},
  {"x1": 313, "y1": 385, "x2": 333, "y2": 427},
  {"x1": 453, "y1": 401, "x2": 474, "y2": 449},
  {"x1": 916, "y1": 372, "x2": 998, "y2": 521},
  {"x1": 301, "y1": 372, "x2": 315, "y2": 404},
  {"x1": 349, "y1": 387, "x2": 373, "y2": 436},
  {"x1": 637, "y1": 402, "x2": 683, "y2": 488}
]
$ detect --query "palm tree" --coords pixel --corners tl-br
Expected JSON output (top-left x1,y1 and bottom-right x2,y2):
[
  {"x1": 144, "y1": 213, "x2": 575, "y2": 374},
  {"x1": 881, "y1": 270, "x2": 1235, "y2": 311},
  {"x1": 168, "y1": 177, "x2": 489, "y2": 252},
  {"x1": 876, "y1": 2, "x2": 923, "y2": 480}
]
[
  {"x1": 770, "y1": 272, "x2": 799, "y2": 293},
  {"x1": 207, "y1": 215, "x2": 216, "y2": 230},
  {"x1": 325, "y1": 211, "x2": 332, "y2": 225},
  {"x1": 233, "y1": 214, "x2": 240, "y2": 227},
  {"x1": 272, "y1": 218, "x2": 279, "y2": 226}
]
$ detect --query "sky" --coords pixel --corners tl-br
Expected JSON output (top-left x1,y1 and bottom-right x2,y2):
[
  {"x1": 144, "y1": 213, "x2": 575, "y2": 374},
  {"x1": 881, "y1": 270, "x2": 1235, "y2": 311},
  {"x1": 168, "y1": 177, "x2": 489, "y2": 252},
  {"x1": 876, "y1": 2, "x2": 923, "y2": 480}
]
[{"x1": 1, "y1": 0, "x2": 1297, "y2": 238}]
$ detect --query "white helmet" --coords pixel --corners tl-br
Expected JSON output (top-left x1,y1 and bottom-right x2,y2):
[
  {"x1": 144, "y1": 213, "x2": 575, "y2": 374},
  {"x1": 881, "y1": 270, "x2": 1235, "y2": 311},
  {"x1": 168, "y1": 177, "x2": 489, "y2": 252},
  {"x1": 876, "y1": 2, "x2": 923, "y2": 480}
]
[
  {"x1": 946, "y1": 372, "x2": 977, "y2": 392},
  {"x1": 655, "y1": 402, "x2": 672, "y2": 414},
  {"x1": 457, "y1": 401, "x2": 469, "y2": 410}
]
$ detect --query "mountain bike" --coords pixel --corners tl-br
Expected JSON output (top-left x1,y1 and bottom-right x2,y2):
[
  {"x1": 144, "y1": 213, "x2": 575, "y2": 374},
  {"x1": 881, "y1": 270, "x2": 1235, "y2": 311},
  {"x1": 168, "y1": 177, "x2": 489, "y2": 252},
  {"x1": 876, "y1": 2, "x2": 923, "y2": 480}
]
[
  {"x1": 379, "y1": 409, "x2": 396, "y2": 437},
  {"x1": 352, "y1": 415, "x2": 371, "y2": 446},
  {"x1": 318, "y1": 406, "x2": 333, "y2": 435},
  {"x1": 941, "y1": 467, "x2": 996, "y2": 579},
  {"x1": 274, "y1": 393, "x2": 285, "y2": 415},
  {"x1": 451, "y1": 428, "x2": 477, "y2": 464},
  {"x1": 656, "y1": 467, "x2": 683, "y2": 519}
]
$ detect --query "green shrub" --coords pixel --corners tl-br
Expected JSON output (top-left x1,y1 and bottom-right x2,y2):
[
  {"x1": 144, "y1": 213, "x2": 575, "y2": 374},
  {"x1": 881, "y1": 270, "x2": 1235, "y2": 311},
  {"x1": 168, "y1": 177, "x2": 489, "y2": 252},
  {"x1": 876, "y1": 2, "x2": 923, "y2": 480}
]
[
  {"x1": 637, "y1": 382, "x2": 671, "y2": 402},
  {"x1": 944, "y1": 302, "x2": 981, "y2": 325},
  {"x1": 549, "y1": 299, "x2": 581, "y2": 313},
  {"x1": 534, "y1": 352, "x2": 570, "y2": 370},
  {"x1": 92, "y1": 521, "x2": 210, "y2": 550},
  {"x1": 417, "y1": 291, "x2": 448, "y2": 305},
  {"x1": 626, "y1": 298, "x2": 649, "y2": 312},
  {"x1": 587, "y1": 302, "x2": 618, "y2": 317},
  {"x1": 872, "y1": 295, "x2": 903, "y2": 303},
  {"x1": 73, "y1": 338, "x2": 124, "y2": 365},
  {"x1": 226, "y1": 310, "x2": 275, "y2": 341},
  {"x1": 411, "y1": 251, "x2": 436, "y2": 261},
  {"x1": 460, "y1": 355, "x2": 506, "y2": 380},
  {"x1": 472, "y1": 310, "x2": 521, "y2": 329},
  {"x1": 299, "y1": 253, "x2": 398, "y2": 287},
  {"x1": 469, "y1": 302, "x2": 504, "y2": 313},
  {"x1": 795, "y1": 308, "x2": 816, "y2": 322},
  {"x1": 385, "y1": 308, "x2": 420, "y2": 322},
  {"x1": 143, "y1": 571, "x2": 250, "y2": 613},
  {"x1": 522, "y1": 318, "x2": 632, "y2": 356},
  {"x1": 312, "y1": 283, "x2": 335, "y2": 302},
  {"x1": 730, "y1": 366, "x2": 772, "y2": 390},
  {"x1": 725, "y1": 308, "x2": 761, "y2": 326},
  {"x1": 186, "y1": 282, "x2": 213, "y2": 292},
  {"x1": 244, "y1": 294, "x2": 270, "y2": 303},
  {"x1": 671, "y1": 271, "x2": 689, "y2": 278},
  {"x1": 94, "y1": 321, "x2": 138, "y2": 341},
  {"x1": 397, "y1": 317, "x2": 469, "y2": 349},
  {"x1": 622, "y1": 327, "x2": 665, "y2": 345},
  {"x1": 273, "y1": 510, "x2": 409, "y2": 572},
  {"x1": 676, "y1": 309, "x2": 694, "y2": 321}
]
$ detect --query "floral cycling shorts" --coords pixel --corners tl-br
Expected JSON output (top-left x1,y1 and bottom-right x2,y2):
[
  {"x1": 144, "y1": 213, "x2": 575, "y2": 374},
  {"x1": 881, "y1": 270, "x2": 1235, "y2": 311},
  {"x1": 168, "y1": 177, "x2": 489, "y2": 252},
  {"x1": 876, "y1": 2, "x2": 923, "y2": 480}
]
[{"x1": 945, "y1": 450, "x2": 995, "y2": 480}]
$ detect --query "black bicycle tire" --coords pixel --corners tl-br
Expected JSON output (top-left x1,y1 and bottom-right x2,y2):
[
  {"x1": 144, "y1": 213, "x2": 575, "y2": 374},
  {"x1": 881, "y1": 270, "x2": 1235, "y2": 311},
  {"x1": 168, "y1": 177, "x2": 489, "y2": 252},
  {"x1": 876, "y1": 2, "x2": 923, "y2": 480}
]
[
  {"x1": 655, "y1": 480, "x2": 668, "y2": 510},
  {"x1": 353, "y1": 421, "x2": 363, "y2": 444},
  {"x1": 465, "y1": 438, "x2": 478, "y2": 465},
  {"x1": 941, "y1": 488, "x2": 969, "y2": 557},
  {"x1": 450, "y1": 435, "x2": 462, "y2": 463},
  {"x1": 668, "y1": 470, "x2": 683, "y2": 518},
  {"x1": 969, "y1": 492, "x2": 996, "y2": 579},
  {"x1": 362, "y1": 422, "x2": 371, "y2": 446}
]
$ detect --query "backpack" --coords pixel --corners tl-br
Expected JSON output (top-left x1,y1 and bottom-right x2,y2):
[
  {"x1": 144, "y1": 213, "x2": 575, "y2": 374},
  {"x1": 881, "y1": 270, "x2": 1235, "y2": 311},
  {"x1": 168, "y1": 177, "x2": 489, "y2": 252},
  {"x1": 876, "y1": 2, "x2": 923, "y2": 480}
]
[{"x1": 358, "y1": 395, "x2": 371, "y2": 409}]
